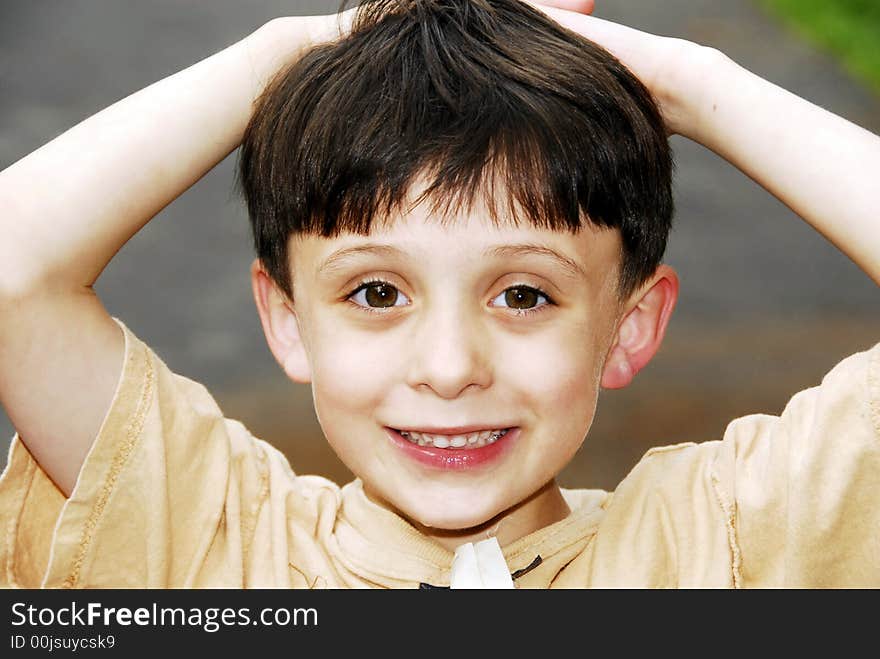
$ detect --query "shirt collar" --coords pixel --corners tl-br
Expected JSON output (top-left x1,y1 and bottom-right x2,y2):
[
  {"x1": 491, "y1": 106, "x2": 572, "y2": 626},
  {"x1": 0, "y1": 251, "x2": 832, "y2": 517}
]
[{"x1": 328, "y1": 479, "x2": 609, "y2": 588}]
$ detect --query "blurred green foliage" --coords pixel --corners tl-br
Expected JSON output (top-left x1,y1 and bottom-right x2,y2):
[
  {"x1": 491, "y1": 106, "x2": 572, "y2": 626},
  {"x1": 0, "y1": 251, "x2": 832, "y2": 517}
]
[{"x1": 759, "y1": 0, "x2": 880, "y2": 93}]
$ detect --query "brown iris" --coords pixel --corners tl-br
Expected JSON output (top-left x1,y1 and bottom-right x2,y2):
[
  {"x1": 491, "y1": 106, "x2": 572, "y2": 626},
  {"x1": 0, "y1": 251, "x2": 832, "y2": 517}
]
[
  {"x1": 364, "y1": 283, "x2": 399, "y2": 307},
  {"x1": 505, "y1": 287, "x2": 539, "y2": 309}
]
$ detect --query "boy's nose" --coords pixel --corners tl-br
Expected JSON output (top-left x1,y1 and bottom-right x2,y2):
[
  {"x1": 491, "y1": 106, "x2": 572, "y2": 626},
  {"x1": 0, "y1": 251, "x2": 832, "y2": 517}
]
[{"x1": 405, "y1": 303, "x2": 493, "y2": 399}]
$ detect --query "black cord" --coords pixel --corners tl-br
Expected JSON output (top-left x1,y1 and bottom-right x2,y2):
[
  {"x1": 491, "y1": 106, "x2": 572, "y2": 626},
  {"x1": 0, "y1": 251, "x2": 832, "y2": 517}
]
[{"x1": 418, "y1": 554, "x2": 543, "y2": 589}]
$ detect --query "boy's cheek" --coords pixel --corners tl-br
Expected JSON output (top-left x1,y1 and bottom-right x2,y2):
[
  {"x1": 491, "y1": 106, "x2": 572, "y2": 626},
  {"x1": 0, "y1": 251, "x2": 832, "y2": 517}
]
[
  {"x1": 502, "y1": 332, "x2": 600, "y2": 403},
  {"x1": 309, "y1": 339, "x2": 399, "y2": 408}
]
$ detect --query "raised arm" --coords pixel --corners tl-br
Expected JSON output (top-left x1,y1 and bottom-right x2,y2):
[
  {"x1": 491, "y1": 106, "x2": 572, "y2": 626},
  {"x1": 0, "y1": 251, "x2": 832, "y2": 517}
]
[
  {"x1": 0, "y1": 12, "x2": 352, "y2": 496},
  {"x1": 532, "y1": 4, "x2": 880, "y2": 286},
  {"x1": 686, "y1": 53, "x2": 880, "y2": 286}
]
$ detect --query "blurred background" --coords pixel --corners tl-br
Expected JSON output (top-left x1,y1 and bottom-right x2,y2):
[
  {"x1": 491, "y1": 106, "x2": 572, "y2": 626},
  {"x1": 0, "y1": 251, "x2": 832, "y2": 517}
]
[{"x1": 1, "y1": 0, "x2": 878, "y2": 492}]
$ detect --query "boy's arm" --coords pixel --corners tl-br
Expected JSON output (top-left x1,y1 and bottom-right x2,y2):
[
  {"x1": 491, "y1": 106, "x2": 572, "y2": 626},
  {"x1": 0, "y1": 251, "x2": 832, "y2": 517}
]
[
  {"x1": 0, "y1": 12, "x2": 351, "y2": 497},
  {"x1": 534, "y1": 6, "x2": 880, "y2": 286},
  {"x1": 685, "y1": 53, "x2": 880, "y2": 287}
]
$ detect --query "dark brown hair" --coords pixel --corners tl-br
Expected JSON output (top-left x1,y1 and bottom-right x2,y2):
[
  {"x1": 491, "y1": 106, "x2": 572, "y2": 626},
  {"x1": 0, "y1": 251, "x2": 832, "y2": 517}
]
[{"x1": 237, "y1": 0, "x2": 673, "y2": 299}]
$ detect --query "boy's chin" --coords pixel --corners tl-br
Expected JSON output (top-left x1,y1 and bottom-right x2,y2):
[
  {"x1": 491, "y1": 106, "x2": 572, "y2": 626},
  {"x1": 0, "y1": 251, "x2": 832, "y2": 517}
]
[
  {"x1": 363, "y1": 477, "x2": 514, "y2": 532},
  {"x1": 393, "y1": 491, "x2": 508, "y2": 533},
  {"x1": 410, "y1": 508, "x2": 498, "y2": 532}
]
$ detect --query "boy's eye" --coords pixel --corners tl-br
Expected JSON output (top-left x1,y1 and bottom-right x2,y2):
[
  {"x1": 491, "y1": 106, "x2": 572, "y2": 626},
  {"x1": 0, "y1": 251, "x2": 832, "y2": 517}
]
[
  {"x1": 491, "y1": 286, "x2": 550, "y2": 310},
  {"x1": 349, "y1": 282, "x2": 410, "y2": 309}
]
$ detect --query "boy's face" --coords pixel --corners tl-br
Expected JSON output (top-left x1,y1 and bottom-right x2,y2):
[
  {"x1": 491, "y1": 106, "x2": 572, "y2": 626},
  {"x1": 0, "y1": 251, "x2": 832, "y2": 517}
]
[{"x1": 255, "y1": 182, "x2": 675, "y2": 532}]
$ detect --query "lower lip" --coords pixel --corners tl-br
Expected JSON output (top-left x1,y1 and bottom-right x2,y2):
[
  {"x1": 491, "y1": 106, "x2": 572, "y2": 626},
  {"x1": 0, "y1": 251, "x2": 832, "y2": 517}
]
[{"x1": 385, "y1": 427, "x2": 519, "y2": 471}]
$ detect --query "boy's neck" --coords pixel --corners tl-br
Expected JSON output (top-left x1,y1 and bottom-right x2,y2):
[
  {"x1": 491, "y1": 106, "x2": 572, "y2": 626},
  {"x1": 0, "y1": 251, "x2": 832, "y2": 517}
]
[{"x1": 365, "y1": 480, "x2": 571, "y2": 553}]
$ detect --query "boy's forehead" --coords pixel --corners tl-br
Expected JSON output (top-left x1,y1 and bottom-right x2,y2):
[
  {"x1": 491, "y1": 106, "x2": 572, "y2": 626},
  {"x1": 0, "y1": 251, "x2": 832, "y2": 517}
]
[{"x1": 291, "y1": 209, "x2": 621, "y2": 284}]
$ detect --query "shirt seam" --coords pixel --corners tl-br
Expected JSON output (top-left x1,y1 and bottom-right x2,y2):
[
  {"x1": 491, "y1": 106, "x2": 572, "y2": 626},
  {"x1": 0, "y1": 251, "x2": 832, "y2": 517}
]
[
  {"x1": 241, "y1": 449, "x2": 270, "y2": 576},
  {"x1": 868, "y1": 343, "x2": 880, "y2": 441},
  {"x1": 710, "y1": 462, "x2": 743, "y2": 589},
  {"x1": 3, "y1": 445, "x2": 36, "y2": 589},
  {"x1": 61, "y1": 344, "x2": 155, "y2": 589}
]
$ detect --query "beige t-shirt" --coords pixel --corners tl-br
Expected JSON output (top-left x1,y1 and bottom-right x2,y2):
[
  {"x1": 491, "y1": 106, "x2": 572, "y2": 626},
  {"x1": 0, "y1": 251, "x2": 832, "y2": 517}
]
[{"x1": 1, "y1": 318, "x2": 878, "y2": 588}]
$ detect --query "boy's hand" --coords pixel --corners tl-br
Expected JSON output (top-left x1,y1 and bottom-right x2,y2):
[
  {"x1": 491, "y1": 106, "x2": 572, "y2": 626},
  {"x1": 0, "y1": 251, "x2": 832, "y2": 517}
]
[
  {"x1": 534, "y1": 1, "x2": 880, "y2": 285},
  {"x1": 526, "y1": 0, "x2": 716, "y2": 137},
  {"x1": 531, "y1": 0, "x2": 595, "y2": 12},
  {"x1": 300, "y1": 5, "x2": 360, "y2": 48}
]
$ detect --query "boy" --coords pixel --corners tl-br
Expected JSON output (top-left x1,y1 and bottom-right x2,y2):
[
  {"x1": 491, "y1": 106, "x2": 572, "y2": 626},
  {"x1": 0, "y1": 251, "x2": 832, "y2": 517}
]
[{"x1": 0, "y1": 0, "x2": 878, "y2": 587}]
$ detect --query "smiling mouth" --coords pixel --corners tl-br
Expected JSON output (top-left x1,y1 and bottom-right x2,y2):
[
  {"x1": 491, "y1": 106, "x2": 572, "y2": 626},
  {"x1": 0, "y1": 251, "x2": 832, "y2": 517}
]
[{"x1": 394, "y1": 428, "x2": 510, "y2": 449}]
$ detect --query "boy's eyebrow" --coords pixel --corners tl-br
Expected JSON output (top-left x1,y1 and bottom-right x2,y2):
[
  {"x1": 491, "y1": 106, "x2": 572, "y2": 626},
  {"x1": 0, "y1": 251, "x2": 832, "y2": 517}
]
[
  {"x1": 317, "y1": 243, "x2": 585, "y2": 279},
  {"x1": 485, "y1": 244, "x2": 586, "y2": 280},
  {"x1": 317, "y1": 244, "x2": 406, "y2": 276}
]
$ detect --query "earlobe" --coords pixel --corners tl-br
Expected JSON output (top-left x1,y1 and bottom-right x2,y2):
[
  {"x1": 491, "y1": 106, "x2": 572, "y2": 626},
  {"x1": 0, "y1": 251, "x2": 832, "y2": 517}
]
[
  {"x1": 601, "y1": 265, "x2": 679, "y2": 390},
  {"x1": 250, "y1": 259, "x2": 312, "y2": 384}
]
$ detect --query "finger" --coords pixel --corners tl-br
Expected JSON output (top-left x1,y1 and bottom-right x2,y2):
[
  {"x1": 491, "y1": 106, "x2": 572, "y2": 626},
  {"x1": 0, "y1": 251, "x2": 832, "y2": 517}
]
[
  {"x1": 528, "y1": 0, "x2": 595, "y2": 15},
  {"x1": 525, "y1": 7, "x2": 643, "y2": 56}
]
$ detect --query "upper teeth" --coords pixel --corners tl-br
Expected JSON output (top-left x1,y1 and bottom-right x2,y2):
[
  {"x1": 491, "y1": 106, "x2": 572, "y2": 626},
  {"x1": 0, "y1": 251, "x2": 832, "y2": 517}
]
[{"x1": 399, "y1": 429, "x2": 509, "y2": 449}]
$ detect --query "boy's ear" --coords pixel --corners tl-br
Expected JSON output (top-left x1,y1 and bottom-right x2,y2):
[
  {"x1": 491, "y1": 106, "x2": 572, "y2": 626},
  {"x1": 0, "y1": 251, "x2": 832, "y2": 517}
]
[
  {"x1": 250, "y1": 259, "x2": 312, "y2": 384},
  {"x1": 601, "y1": 265, "x2": 678, "y2": 390}
]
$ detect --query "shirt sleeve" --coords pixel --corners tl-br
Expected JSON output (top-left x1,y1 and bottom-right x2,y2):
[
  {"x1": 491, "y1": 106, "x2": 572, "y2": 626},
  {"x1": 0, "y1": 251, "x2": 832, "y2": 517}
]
[
  {"x1": 713, "y1": 341, "x2": 880, "y2": 587},
  {"x1": 0, "y1": 317, "x2": 291, "y2": 588}
]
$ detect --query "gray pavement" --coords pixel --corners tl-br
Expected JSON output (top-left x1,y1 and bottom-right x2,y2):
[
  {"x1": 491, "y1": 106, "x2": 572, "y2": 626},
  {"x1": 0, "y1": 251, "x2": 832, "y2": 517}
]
[{"x1": 1, "y1": 1, "x2": 878, "y2": 489}]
